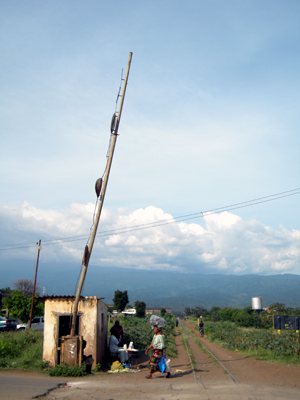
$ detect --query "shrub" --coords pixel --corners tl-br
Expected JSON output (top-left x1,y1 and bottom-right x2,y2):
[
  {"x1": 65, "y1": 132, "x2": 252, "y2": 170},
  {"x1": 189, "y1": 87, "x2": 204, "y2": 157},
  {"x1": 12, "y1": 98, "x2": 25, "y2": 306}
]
[
  {"x1": 205, "y1": 321, "x2": 300, "y2": 357},
  {"x1": 0, "y1": 329, "x2": 44, "y2": 370},
  {"x1": 48, "y1": 362, "x2": 88, "y2": 377}
]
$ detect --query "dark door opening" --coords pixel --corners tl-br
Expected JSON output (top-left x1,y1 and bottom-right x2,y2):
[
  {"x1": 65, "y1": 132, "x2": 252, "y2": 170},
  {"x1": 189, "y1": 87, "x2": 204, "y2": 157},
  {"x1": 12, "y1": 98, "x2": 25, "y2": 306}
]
[
  {"x1": 59, "y1": 315, "x2": 80, "y2": 337},
  {"x1": 56, "y1": 315, "x2": 80, "y2": 364}
]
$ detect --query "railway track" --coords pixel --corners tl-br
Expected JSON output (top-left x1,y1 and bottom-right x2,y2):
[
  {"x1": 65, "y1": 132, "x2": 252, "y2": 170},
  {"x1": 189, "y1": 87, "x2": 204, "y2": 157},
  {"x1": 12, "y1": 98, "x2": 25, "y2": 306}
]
[{"x1": 179, "y1": 319, "x2": 259, "y2": 400}]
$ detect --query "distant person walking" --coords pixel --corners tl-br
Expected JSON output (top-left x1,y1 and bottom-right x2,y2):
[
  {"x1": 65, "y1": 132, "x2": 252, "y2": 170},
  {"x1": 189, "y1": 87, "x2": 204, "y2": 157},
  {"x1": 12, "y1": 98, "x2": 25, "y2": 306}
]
[{"x1": 199, "y1": 320, "x2": 204, "y2": 337}]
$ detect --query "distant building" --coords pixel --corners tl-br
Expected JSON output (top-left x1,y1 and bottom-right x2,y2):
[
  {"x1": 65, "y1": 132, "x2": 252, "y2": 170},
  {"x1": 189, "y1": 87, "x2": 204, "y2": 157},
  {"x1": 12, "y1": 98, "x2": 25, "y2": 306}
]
[
  {"x1": 146, "y1": 307, "x2": 171, "y2": 315},
  {"x1": 122, "y1": 308, "x2": 136, "y2": 315}
]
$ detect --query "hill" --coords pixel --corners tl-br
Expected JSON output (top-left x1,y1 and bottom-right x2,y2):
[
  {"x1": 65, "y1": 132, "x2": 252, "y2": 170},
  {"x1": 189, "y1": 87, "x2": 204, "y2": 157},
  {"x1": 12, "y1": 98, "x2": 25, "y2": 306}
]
[{"x1": 1, "y1": 260, "x2": 300, "y2": 311}]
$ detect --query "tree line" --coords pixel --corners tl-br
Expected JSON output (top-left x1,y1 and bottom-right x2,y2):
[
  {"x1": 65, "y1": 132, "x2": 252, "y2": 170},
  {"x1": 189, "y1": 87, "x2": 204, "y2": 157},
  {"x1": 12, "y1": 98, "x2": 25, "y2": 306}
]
[
  {"x1": 184, "y1": 303, "x2": 300, "y2": 329},
  {"x1": 1, "y1": 279, "x2": 44, "y2": 322}
]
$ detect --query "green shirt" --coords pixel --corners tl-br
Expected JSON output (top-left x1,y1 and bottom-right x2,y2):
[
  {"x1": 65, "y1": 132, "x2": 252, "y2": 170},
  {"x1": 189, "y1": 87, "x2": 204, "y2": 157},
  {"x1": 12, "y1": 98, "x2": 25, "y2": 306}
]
[{"x1": 152, "y1": 333, "x2": 165, "y2": 349}]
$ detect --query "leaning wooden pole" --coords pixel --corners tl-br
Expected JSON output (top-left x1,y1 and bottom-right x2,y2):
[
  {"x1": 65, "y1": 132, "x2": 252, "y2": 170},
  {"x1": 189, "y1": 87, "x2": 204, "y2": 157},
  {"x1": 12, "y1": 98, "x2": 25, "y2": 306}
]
[
  {"x1": 29, "y1": 240, "x2": 42, "y2": 328},
  {"x1": 70, "y1": 52, "x2": 132, "y2": 336}
]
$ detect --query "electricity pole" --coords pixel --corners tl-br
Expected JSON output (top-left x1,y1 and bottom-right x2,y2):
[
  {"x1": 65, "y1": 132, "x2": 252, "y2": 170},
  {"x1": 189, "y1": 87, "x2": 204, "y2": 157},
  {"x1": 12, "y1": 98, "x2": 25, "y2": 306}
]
[
  {"x1": 70, "y1": 52, "x2": 133, "y2": 336},
  {"x1": 29, "y1": 240, "x2": 42, "y2": 328}
]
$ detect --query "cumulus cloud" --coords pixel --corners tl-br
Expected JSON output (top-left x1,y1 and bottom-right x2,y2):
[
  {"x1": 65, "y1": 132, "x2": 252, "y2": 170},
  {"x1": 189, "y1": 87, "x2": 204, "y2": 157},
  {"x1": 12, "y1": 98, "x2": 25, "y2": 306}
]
[{"x1": 0, "y1": 202, "x2": 299, "y2": 274}]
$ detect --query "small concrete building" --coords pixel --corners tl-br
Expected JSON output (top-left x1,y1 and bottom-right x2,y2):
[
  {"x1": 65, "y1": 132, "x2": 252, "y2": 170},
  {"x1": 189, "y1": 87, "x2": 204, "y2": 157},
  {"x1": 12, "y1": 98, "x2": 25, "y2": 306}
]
[
  {"x1": 146, "y1": 307, "x2": 172, "y2": 315},
  {"x1": 40, "y1": 295, "x2": 108, "y2": 368}
]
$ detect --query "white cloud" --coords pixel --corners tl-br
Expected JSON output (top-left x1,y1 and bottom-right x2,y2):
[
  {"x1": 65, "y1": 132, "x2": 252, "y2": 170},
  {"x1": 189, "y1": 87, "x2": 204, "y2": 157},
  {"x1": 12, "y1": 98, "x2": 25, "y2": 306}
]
[{"x1": 0, "y1": 202, "x2": 299, "y2": 275}]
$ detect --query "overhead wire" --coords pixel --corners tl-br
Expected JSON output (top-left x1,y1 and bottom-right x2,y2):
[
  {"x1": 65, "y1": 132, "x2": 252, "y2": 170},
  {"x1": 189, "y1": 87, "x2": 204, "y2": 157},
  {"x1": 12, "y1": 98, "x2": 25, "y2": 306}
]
[{"x1": 0, "y1": 187, "x2": 299, "y2": 251}]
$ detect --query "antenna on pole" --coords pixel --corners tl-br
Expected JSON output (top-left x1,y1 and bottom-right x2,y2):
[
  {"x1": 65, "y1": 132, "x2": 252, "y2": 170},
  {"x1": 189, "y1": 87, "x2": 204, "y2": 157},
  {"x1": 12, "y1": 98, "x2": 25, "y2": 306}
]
[{"x1": 70, "y1": 52, "x2": 133, "y2": 336}]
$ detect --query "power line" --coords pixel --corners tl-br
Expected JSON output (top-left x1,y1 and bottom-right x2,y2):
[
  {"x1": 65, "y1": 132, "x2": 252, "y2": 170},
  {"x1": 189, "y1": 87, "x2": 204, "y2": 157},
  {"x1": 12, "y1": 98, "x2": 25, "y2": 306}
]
[{"x1": 0, "y1": 187, "x2": 299, "y2": 251}]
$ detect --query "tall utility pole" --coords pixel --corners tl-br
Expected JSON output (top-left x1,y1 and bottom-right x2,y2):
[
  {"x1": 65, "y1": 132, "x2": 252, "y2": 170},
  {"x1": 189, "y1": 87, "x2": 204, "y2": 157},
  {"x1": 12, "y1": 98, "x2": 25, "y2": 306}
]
[
  {"x1": 70, "y1": 52, "x2": 133, "y2": 336},
  {"x1": 29, "y1": 240, "x2": 42, "y2": 328}
]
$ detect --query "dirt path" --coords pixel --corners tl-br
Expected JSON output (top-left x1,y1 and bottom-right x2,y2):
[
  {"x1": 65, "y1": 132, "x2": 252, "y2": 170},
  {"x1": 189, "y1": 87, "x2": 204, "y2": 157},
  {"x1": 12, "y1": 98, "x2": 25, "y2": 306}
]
[{"x1": 183, "y1": 319, "x2": 300, "y2": 399}]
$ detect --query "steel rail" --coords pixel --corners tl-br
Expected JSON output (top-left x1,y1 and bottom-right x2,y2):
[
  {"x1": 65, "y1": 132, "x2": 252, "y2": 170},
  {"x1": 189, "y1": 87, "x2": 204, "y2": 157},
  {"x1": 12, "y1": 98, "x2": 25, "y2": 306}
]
[
  {"x1": 179, "y1": 320, "x2": 208, "y2": 400},
  {"x1": 179, "y1": 321, "x2": 203, "y2": 385},
  {"x1": 180, "y1": 320, "x2": 257, "y2": 400}
]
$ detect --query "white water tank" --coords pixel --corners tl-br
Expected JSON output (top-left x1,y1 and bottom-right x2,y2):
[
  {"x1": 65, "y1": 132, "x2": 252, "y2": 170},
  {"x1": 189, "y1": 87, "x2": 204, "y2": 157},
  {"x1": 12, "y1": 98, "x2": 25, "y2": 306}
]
[{"x1": 251, "y1": 296, "x2": 262, "y2": 310}]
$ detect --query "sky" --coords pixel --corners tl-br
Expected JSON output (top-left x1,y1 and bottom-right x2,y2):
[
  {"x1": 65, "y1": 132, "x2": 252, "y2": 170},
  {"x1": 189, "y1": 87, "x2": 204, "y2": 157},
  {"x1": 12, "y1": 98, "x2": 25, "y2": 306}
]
[{"x1": 1, "y1": 0, "x2": 300, "y2": 284}]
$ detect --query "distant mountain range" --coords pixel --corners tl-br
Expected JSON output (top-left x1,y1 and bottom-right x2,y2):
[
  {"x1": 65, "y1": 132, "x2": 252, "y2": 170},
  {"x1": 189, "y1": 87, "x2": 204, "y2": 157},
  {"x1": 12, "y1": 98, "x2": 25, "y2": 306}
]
[{"x1": 1, "y1": 259, "x2": 300, "y2": 311}]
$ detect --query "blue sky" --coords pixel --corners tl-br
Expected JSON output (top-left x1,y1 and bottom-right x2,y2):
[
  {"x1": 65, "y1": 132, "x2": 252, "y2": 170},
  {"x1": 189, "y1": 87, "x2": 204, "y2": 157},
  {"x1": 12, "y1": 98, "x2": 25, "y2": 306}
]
[{"x1": 1, "y1": 1, "x2": 300, "y2": 282}]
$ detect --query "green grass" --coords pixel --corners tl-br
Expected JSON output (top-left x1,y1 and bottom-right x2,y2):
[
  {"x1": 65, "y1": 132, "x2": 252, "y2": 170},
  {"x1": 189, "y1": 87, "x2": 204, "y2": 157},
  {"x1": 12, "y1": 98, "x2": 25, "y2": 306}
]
[{"x1": 0, "y1": 329, "x2": 46, "y2": 370}]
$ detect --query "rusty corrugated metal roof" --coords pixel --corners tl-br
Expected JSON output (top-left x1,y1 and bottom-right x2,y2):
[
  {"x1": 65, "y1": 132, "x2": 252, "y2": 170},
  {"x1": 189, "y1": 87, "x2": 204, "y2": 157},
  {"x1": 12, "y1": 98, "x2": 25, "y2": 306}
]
[{"x1": 37, "y1": 295, "x2": 105, "y2": 302}]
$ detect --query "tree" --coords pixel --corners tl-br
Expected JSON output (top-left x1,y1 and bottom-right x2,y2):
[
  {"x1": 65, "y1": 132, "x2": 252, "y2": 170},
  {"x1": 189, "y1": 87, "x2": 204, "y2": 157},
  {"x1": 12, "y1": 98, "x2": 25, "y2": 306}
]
[
  {"x1": 184, "y1": 307, "x2": 192, "y2": 316},
  {"x1": 113, "y1": 290, "x2": 129, "y2": 312},
  {"x1": 12, "y1": 279, "x2": 39, "y2": 299},
  {"x1": 195, "y1": 306, "x2": 208, "y2": 318},
  {"x1": 0, "y1": 287, "x2": 12, "y2": 299},
  {"x1": 0, "y1": 287, "x2": 12, "y2": 311},
  {"x1": 4, "y1": 290, "x2": 44, "y2": 322},
  {"x1": 218, "y1": 307, "x2": 234, "y2": 321},
  {"x1": 107, "y1": 306, "x2": 114, "y2": 313},
  {"x1": 210, "y1": 306, "x2": 220, "y2": 322},
  {"x1": 160, "y1": 307, "x2": 166, "y2": 317},
  {"x1": 135, "y1": 301, "x2": 146, "y2": 318},
  {"x1": 267, "y1": 303, "x2": 287, "y2": 314}
]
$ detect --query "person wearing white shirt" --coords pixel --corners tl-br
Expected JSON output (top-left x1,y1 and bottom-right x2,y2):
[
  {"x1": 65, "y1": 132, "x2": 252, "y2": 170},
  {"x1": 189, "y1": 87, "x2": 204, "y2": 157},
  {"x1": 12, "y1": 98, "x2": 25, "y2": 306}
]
[{"x1": 109, "y1": 334, "x2": 128, "y2": 364}]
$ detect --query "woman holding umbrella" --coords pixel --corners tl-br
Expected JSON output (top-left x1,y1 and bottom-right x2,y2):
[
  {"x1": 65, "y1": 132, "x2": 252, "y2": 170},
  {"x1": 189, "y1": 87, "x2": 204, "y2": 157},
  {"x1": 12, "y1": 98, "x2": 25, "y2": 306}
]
[{"x1": 145, "y1": 325, "x2": 171, "y2": 379}]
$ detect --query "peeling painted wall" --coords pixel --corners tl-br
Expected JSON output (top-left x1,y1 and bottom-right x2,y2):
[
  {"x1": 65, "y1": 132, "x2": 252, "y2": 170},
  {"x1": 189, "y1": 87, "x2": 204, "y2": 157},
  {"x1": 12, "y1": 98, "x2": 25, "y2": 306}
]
[{"x1": 43, "y1": 296, "x2": 107, "y2": 368}]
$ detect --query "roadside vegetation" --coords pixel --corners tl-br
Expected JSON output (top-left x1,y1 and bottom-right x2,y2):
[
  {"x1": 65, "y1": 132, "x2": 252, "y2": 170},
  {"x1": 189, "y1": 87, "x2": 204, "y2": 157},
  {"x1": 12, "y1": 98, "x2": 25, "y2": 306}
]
[
  {"x1": 183, "y1": 302, "x2": 300, "y2": 365},
  {"x1": 184, "y1": 302, "x2": 300, "y2": 329},
  {"x1": 0, "y1": 329, "x2": 46, "y2": 370},
  {"x1": 204, "y1": 321, "x2": 300, "y2": 364},
  {"x1": 48, "y1": 362, "x2": 88, "y2": 376},
  {"x1": 186, "y1": 318, "x2": 300, "y2": 365}
]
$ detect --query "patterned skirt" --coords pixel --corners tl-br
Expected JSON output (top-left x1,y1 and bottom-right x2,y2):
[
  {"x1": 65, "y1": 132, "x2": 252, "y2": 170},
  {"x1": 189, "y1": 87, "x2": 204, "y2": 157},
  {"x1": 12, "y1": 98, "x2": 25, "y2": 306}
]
[{"x1": 149, "y1": 348, "x2": 163, "y2": 373}]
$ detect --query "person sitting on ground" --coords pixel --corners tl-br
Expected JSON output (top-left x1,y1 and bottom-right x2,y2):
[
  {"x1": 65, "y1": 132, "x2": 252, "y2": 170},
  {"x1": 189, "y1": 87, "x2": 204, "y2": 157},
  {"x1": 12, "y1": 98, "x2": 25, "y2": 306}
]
[
  {"x1": 109, "y1": 332, "x2": 128, "y2": 364},
  {"x1": 145, "y1": 325, "x2": 171, "y2": 379}
]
